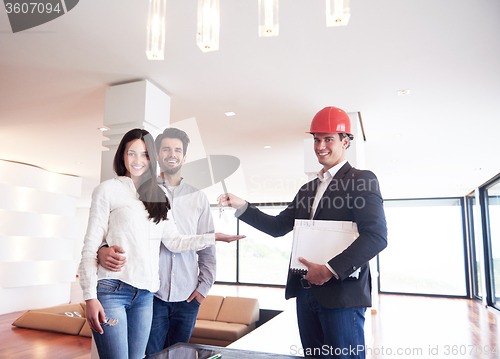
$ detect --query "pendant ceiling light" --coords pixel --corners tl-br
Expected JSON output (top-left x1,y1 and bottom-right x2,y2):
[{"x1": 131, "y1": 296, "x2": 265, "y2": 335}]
[
  {"x1": 146, "y1": 0, "x2": 167, "y2": 60},
  {"x1": 258, "y1": 0, "x2": 279, "y2": 37},
  {"x1": 326, "y1": 0, "x2": 350, "y2": 27},
  {"x1": 147, "y1": 0, "x2": 350, "y2": 56},
  {"x1": 197, "y1": 0, "x2": 220, "y2": 52}
]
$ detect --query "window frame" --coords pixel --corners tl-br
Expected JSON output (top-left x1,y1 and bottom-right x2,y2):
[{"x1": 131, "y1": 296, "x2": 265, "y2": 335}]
[{"x1": 479, "y1": 173, "x2": 500, "y2": 310}]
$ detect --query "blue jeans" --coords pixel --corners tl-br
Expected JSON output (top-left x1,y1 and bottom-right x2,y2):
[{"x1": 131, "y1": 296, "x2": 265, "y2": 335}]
[
  {"x1": 296, "y1": 287, "x2": 366, "y2": 359},
  {"x1": 92, "y1": 279, "x2": 154, "y2": 359},
  {"x1": 145, "y1": 295, "x2": 201, "y2": 356}
]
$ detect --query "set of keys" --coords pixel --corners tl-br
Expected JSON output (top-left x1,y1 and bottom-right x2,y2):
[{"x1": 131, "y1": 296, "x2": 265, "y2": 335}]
[{"x1": 218, "y1": 181, "x2": 229, "y2": 223}]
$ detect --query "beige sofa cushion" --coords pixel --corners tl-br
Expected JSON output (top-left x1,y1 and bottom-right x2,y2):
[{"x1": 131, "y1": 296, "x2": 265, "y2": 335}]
[
  {"x1": 12, "y1": 303, "x2": 89, "y2": 336},
  {"x1": 215, "y1": 296, "x2": 259, "y2": 325},
  {"x1": 192, "y1": 319, "x2": 256, "y2": 342},
  {"x1": 197, "y1": 295, "x2": 224, "y2": 321}
]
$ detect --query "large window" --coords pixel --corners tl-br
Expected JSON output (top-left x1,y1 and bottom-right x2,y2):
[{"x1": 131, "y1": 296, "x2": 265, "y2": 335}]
[
  {"x1": 379, "y1": 198, "x2": 467, "y2": 297},
  {"x1": 211, "y1": 205, "x2": 292, "y2": 286},
  {"x1": 238, "y1": 206, "x2": 292, "y2": 286},
  {"x1": 484, "y1": 181, "x2": 500, "y2": 308},
  {"x1": 211, "y1": 207, "x2": 237, "y2": 283}
]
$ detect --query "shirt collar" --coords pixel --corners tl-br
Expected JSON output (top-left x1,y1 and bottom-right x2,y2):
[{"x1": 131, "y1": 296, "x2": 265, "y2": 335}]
[
  {"x1": 158, "y1": 176, "x2": 185, "y2": 188},
  {"x1": 116, "y1": 176, "x2": 138, "y2": 193},
  {"x1": 317, "y1": 160, "x2": 347, "y2": 182},
  {"x1": 117, "y1": 176, "x2": 133, "y2": 185}
]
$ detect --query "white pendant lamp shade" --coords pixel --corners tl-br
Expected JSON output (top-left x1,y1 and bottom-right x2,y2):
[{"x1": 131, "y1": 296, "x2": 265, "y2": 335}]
[
  {"x1": 258, "y1": 0, "x2": 279, "y2": 37},
  {"x1": 326, "y1": 0, "x2": 350, "y2": 27},
  {"x1": 197, "y1": 0, "x2": 220, "y2": 52},
  {"x1": 146, "y1": 0, "x2": 167, "y2": 60}
]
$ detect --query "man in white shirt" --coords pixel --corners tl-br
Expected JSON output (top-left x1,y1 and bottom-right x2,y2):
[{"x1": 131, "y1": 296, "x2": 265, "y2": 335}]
[{"x1": 97, "y1": 128, "x2": 216, "y2": 356}]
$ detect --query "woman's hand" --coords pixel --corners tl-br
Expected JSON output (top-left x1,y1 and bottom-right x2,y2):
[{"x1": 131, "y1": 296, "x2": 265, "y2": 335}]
[
  {"x1": 85, "y1": 298, "x2": 106, "y2": 334},
  {"x1": 215, "y1": 233, "x2": 246, "y2": 242}
]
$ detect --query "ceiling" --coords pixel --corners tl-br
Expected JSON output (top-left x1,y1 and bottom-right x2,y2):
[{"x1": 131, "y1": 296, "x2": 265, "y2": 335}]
[{"x1": 1, "y1": 0, "x2": 500, "y2": 207}]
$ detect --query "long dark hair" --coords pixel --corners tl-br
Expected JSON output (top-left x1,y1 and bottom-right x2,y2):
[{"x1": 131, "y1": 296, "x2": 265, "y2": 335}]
[{"x1": 113, "y1": 128, "x2": 169, "y2": 224}]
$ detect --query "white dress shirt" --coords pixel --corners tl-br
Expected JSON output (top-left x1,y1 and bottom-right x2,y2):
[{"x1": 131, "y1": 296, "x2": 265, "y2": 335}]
[
  {"x1": 310, "y1": 160, "x2": 359, "y2": 279},
  {"x1": 310, "y1": 160, "x2": 347, "y2": 219},
  {"x1": 155, "y1": 178, "x2": 216, "y2": 302}
]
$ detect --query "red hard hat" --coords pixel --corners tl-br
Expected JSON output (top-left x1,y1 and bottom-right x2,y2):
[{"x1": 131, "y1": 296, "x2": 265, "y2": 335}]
[{"x1": 308, "y1": 106, "x2": 352, "y2": 135}]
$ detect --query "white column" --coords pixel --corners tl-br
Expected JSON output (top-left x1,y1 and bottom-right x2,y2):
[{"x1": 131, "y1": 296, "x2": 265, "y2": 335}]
[
  {"x1": 100, "y1": 80, "x2": 171, "y2": 182},
  {"x1": 345, "y1": 112, "x2": 365, "y2": 169},
  {"x1": 0, "y1": 160, "x2": 82, "y2": 315},
  {"x1": 304, "y1": 137, "x2": 320, "y2": 181}
]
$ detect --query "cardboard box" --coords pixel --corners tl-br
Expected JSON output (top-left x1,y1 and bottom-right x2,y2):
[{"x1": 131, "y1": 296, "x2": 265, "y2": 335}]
[{"x1": 12, "y1": 302, "x2": 92, "y2": 337}]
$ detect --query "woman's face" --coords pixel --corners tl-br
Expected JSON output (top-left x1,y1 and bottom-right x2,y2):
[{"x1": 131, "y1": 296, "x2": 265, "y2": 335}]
[{"x1": 123, "y1": 139, "x2": 150, "y2": 179}]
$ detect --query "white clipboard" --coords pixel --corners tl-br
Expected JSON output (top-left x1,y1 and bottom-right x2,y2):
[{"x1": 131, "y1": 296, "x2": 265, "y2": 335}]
[{"x1": 290, "y1": 219, "x2": 359, "y2": 275}]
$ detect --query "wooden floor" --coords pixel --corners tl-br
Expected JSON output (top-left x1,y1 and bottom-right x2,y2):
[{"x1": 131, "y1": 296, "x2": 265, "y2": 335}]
[
  {"x1": 0, "y1": 280, "x2": 90, "y2": 359},
  {"x1": 1, "y1": 283, "x2": 499, "y2": 358},
  {"x1": 367, "y1": 295, "x2": 499, "y2": 359}
]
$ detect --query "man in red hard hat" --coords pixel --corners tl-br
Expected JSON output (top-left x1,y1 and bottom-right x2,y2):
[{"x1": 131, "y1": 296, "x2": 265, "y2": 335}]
[{"x1": 218, "y1": 106, "x2": 387, "y2": 358}]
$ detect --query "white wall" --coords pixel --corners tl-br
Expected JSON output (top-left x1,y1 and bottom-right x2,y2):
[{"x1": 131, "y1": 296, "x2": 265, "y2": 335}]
[
  {"x1": 74, "y1": 207, "x2": 90, "y2": 272},
  {"x1": 0, "y1": 160, "x2": 82, "y2": 315}
]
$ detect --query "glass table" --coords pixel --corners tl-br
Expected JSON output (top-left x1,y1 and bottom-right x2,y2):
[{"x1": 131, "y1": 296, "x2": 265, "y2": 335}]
[{"x1": 148, "y1": 342, "x2": 300, "y2": 359}]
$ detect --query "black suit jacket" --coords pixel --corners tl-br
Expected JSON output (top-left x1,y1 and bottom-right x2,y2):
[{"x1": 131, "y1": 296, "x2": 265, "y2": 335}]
[{"x1": 238, "y1": 162, "x2": 387, "y2": 309}]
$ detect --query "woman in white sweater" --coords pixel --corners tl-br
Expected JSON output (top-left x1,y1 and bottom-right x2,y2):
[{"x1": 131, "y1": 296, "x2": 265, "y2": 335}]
[{"x1": 78, "y1": 129, "x2": 243, "y2": 359}]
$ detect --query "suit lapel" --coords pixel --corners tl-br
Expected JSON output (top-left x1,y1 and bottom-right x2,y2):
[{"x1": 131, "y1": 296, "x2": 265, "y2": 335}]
[{"x1": 313, "y1": 162, "x2": 352, "y2": 220}]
